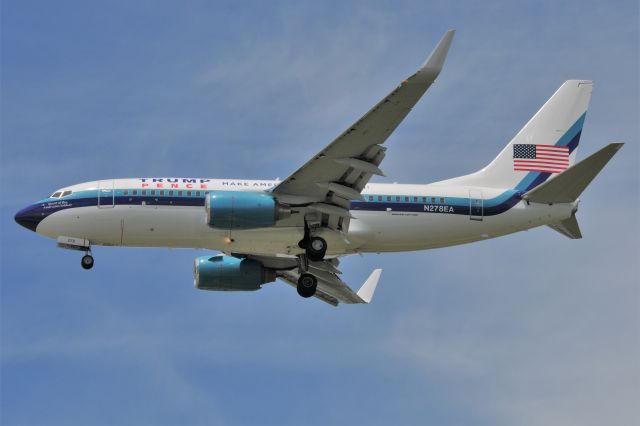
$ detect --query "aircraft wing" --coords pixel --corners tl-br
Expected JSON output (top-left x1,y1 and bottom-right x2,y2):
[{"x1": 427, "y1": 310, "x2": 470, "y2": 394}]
[
  {"x1": 236, "y1": 254, "x2": 382, "y2": 306},
  {"x1": 277, "y1": 262, "x2": 382, "y2": 306},
  {"x1": 271, "y1": 30, "x2": 455, "y2": 231}
]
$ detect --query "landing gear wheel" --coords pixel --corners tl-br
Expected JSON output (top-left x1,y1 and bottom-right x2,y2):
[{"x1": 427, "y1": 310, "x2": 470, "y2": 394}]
[
  {"x1": 297, "y1": 273, "x2": 317, "y2": 298},
  {"x1": 306, "y1": 237, "x2": 327, "y2": 262},
  {"x1": 81, "y1": 254, "x2": 94, "y2": 270}
]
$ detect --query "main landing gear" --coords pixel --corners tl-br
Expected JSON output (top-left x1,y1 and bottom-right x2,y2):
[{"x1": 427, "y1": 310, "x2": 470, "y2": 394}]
[
  {"x1": 295, "y1": 221, "x2": 329, "y2": 297},
  {"x1": 295, "y1": 222, "x2": 329, "y2": 298},
  {"x1": 298, "y1": 223, "x2": 327, "y2": 262},
  {"x1": 306, "y1": 237, "x2": 327, "y2": 262},
  {"x1": 297, "y1": 273, "x2": 317, "y2": 298},
  {"x1": 81, "y1": 251, "x2": 94, "y2": 270}
]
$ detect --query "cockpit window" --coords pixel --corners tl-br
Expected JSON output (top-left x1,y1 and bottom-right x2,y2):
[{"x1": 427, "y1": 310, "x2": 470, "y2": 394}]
[
  {"x1": 61, "y1": 191, "x2": 72, "y2": 197},
  {"x1": 51, "y1": 192, "x2": 62, "y2": 198}
]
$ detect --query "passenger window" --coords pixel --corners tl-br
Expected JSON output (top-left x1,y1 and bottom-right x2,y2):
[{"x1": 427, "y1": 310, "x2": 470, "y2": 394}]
[
  {"x1": 168, "y1": 190, "x2": 174, "y2": 196},
  {"x1": 160, "y1": 190, "x2": 164, "y2": 196},
  {"x1": 396, "y1": 196, "x2": 400, "y2": 202},
  {"x1": 141, "y1": 190, "x2": 147, "y2": 195},
  {"x1": 377, "y1": 196, "x2": 382, "y2": 201},
  {"x1": 440, "y1": 197, "x2": 445, "y2": 203},
  {"x1": 51, "y1": 192, "x2": 62, "y2": 198},
  {"x1": 413, "y1": 197, "x2": 418, "y2": 202},
  {"x1": 150, "y1": 190, "x2": 156, "y2": 196},
  {"x1": 431, "y1": 197, "x2": 436, "y2": 203},
  {"x1": 187, "y1": 191, "x2": 192, "y2": 197},
  {"x1": 178, "y1": 191, "x2": 183, "y2": 196},
  {"x1": 196, "y1": 191, "x2": 201, "y2": 197},
  {"x1": 386, "y1": 196, "x2": 391, "y2": 201},
  {"x1": 124, "y1": 190, "x2": 129, "y2": 196},
  {"x1": 132, "y1": 190, "x2": 138, "y2": 195},
  {"x1": 422, "y1": 197, "x2": 427, "y2": 203},
  {"x1": 368, "y1": 196, "x2": 373, "y2": 201},
  {"x1": 404, "y1": 196, "x2": 409, "y2": 202}
]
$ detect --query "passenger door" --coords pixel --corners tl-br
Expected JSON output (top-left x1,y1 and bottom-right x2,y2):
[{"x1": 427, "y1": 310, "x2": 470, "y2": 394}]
[{"x1": 98, "y1": 180, "x2": 115, "y2": 208}]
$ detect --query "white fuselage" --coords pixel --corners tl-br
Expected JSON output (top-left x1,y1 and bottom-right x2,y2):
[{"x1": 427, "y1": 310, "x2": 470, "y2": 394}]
[{"x1": 30, "y1": 178, "x2": 575, "y2": 257}]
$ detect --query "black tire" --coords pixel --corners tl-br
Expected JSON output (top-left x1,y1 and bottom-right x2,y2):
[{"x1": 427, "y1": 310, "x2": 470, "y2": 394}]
[
  {"x1": 81, "y1": 254, "x2": 94, "y2": 270},
  {"x1": 306, "y1": 237, "x2": 327, "y2": 262},
  {"x1": 297, "y1": 273, "x2": 317, "y2": 298}
]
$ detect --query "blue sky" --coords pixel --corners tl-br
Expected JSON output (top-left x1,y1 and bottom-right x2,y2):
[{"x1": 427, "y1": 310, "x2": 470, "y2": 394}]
[{"x1": 1, "y1": 1, "x2": 638, "y2": 425}]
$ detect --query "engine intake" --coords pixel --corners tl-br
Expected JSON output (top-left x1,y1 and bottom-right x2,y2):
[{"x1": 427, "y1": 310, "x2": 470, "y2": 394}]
[
  {"x1": 194, "y1": 255, "x2": 276, "y2": 291},
  {"x1": 205, "y1": 191, "x2": 289, "y2": 229}
]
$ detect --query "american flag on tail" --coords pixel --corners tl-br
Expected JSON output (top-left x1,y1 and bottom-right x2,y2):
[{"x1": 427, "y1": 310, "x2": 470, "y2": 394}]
[{"x1": 513, "y1": 144, "x2": 570, "y2": 173}]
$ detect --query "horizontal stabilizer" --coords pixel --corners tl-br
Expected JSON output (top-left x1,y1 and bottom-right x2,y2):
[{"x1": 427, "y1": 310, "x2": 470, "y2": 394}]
[
  {"x1": 524, "y1": 143, "x2": 623, "y2": 204},
  {"x1": 547, "y1": 214, "x2": 582, "y2": 239}
]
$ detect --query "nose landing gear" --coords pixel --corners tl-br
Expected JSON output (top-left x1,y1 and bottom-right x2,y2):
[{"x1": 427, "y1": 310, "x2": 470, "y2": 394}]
[{"x1": 81, "y1": 251, "x2": 94, "y2": 270}]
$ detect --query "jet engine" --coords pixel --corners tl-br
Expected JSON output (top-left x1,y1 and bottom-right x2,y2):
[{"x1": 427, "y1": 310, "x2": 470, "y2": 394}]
[
  {"x1": 205, "y1": 191, "x2": 290, "y2": 229},
  {"x1": 193, "y1": 255, "x2": 276, "y2": 291}
]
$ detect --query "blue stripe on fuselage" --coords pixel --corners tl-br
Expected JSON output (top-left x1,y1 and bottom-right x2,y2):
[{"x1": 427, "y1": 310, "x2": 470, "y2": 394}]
[
  {"x1": 40, "y1": 190, "x2": 516, "y2": 218},
  {"x1": 351, "y1": 189, "x2": 521, "y2": 216}
]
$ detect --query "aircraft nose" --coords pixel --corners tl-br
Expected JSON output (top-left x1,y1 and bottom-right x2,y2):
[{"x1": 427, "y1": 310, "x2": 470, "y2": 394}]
[{"x1": 14, "y1": 204, "x2": 43, "y2": 232}]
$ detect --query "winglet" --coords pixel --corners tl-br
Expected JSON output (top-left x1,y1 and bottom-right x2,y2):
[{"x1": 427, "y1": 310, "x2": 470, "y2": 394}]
[
  {"x1": 356, "y1": 269, "x2": 382, "y2": 304},
  {"x1": 420, "y1": 30, "x2": 456, "y2": 78}
]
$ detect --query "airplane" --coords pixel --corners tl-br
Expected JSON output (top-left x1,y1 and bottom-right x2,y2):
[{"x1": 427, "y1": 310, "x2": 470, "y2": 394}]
[{"x1": 15, "y1": 30, "x2": 623, "y2": 306}]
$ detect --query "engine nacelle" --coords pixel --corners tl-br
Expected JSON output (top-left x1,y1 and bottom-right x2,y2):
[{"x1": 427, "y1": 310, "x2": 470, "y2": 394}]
[
  {"x1": 205, "y1": 191, "x2": 289, "y2": 229},
  {"x1": 193, "y1": 255, "x2": 276, "y2": 291}
]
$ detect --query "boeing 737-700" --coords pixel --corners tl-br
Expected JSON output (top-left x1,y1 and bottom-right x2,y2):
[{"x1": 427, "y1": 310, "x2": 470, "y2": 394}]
[{"x1": 15, "y1": 31, "x2": 623, "y2": 306}]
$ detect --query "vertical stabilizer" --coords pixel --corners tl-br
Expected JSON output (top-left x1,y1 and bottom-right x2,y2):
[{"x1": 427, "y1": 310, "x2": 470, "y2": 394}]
[{"x1": 452, "y1": 80, "x2": 593, "y2": 192}]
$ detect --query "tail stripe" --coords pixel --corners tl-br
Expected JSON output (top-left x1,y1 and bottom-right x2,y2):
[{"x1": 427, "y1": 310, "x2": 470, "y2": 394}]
[{"x1": 515, "y1": 112, "x2": 586, "y2": 192}]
